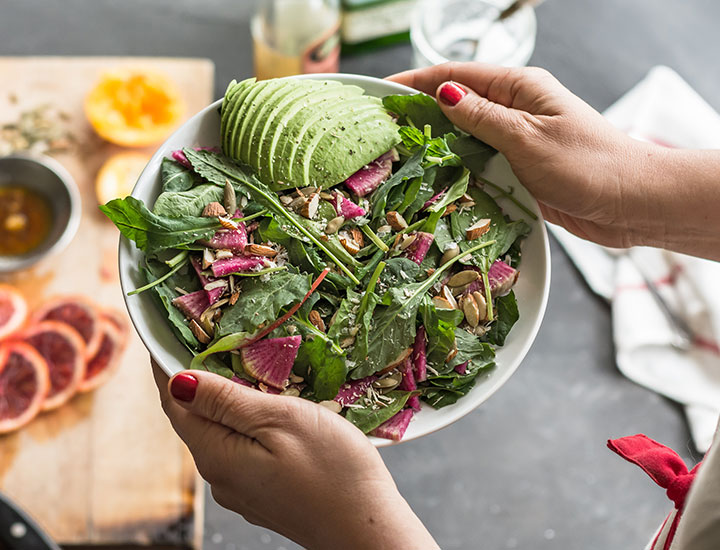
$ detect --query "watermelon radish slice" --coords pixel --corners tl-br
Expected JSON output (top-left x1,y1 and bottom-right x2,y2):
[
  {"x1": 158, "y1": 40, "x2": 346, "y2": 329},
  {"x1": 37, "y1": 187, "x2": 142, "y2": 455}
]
[
  {"x1": 371, "y1": 409, "x2": 414, "y2": 441},
  {"x1": 23, "y1": 321, "x2": 86, "y2": 411},
  {"x1": 240, "y1": 335, "x2": 302, "y2": 389},
  {"x1": 200, "y1": 226, "x2": 248, "y2": 252},
  {"x1": 422, "y1": 187, "x2": 448, "y2": 210},
  {"x1": 171, "y1": 146, "x2": 221, "y2": 169},
  {"x1": 172, "y1": 290, "x2": 209, "y2": 321},
  {"x1": 231, "y1": 375, "x2": 255, "y2": 388},
  {"x1": 329, "y1": 192, "x2": 366, "y2": 219},
  {"x1": 455, "y1": 361, "x2": 469, "y2": 375},
  {"x1": 402, "y1": 232, "x2": 434, "y2": 265},
  {"x1": 412, "y1": 326, "x2": 427, "y2": 382},
  {"x1": 334, "y1": 375, "x2": 377, "y2": 406},
  {"x1": 190, "y1": 257, "x2": 227, "y2": 305},
  {"x1": 398, "y1": 358, "x2": 416, "y2": 392},
  {"x1": 464, "y1": 261, "x2": 519, "y2": 298},
  {"x1": 211, "y1": 256, "x2": 266, "y2": 277},
  {"x1": 343, "y1": 150, "x2": 396, "y2": 197}
]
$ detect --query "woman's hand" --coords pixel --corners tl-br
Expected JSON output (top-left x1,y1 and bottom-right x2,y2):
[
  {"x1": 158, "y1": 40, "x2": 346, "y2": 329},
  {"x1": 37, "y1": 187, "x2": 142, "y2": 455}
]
[
  {"x1": 389, "y1": 63, "x2": 720, "y2": 260},
  {"x1": 152, "y1": 362, "x2": 439, "y2": 550}
]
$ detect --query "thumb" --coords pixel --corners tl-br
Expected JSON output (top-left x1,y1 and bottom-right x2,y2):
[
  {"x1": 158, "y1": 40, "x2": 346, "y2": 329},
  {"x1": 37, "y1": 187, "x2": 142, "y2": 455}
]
[
  {"x1": 168, "y1": 370, "x2": 280, "y2": 436},
  {"x1": 436, "y1": 81, "x2": 523, "y2": 151}
]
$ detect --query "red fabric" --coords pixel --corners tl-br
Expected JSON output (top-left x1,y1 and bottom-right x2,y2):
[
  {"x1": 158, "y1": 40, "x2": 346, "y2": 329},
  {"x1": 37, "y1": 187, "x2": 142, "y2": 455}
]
[{"x1": 608, "y1": 434, "x2": 703, "y2": 550}]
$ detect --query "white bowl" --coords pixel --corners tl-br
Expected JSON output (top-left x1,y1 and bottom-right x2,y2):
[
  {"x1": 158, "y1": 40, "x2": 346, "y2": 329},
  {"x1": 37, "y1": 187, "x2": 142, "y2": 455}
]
[{"x1": 119, "y1": 73, "x2": 551, "y2": 447}]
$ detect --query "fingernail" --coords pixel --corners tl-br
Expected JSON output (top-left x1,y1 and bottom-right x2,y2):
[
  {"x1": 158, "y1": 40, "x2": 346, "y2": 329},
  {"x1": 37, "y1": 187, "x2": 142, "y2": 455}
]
[
  {"x1": 439, "y1": 82, "x2": 466, "y2": 106},
  {"x1": 171, "y1": 373, "x2": 198, "y2": 402}
]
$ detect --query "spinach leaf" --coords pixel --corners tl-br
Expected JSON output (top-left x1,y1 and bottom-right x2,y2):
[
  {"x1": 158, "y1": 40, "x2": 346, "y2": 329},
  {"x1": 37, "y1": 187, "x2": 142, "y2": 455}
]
[
  {"x1": 161, "y1": 157, "x2": 200, "y2": 193},
  {"x1": 448, "y1": 134, "x2": 497, "y2": 176},
  {"x1": 482, "y1": 291, "x2": 519, "y2": 346},
  {"x1": 377, "y1": 257, "x2": 423, "y2": 289},
  {"x1": 382, "y1": 93, "x2": 456, "y2": 136},
  {"x1": 432, "y1": 218, "x2": 456, "y2": 254},
  {"x1": 100, "y1": 196, "x2": 221, "y2": 254},
  {"x1": 422, "y1": 386, "x2": 471, "y2": 409},
  {"x1": 447, "y1": 328, "x2": 496, "y2": 372},
  {"x1": 398, "y1": 126, "x2": 462, "y2": 167},
  {"x1": 344, "y1": 390, "x2": 412, "y2": 434},
  {"x1": 153, "y1": 184, "x2": 225, "y2": 217},
  {"x1": 203, "y1": 355, "x2": 235, "y2": 379},
  {"x1": 420, "y1": 296, "x2": 462, "y2": 370},
  {"x1": 426, "y1": 169, "x2": 470, "y2": 213},
  {"x1": 216, "y1": 271, "x2": 312, "y2": 336},
  {"x1": 327, "y1": 289, "x2": 362, "y2": 342},
  {"x1": 370, "y1": 149, "x2": 425, "y2": 220},
  {"x1": 295, "y1": 336, "x2": 347, "y2": 401}
]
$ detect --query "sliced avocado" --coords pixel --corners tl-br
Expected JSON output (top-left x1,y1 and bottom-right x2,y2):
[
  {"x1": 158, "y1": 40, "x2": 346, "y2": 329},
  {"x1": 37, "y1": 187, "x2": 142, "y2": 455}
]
[
  {"x1": 289, "y1": 98, "x2": 382, "y2": 188},
  {"x1": 221, "y1": 78, "x2": 254, "y2": 155},
  {"x1": 267, "y1": 84, "x2": 364, "y2": 185},
  {"x1": 242, "y1": 80, "x2": 321, "y2": 172},
  {"x1": 306, "y1": 106, "x2": 400, "y2": 188},
  {"x1": 228, "y1": 80, "x2": 273, "y2": 159},
  {"x1": 252, "y1": 80, "x2": 329, "y2": 179},
  {"x1": 220, "y1": 79, "x2": 237, "y2": 142},
  {"x1": 221, "y1": 78, "x2": 257, "y2": 156}
]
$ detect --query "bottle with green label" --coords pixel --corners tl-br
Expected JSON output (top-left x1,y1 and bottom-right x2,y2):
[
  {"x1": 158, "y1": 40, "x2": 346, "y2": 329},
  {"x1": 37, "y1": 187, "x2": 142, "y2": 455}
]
[{"x1": 341, "y1": 0, "x2": 418, "y2": 53}]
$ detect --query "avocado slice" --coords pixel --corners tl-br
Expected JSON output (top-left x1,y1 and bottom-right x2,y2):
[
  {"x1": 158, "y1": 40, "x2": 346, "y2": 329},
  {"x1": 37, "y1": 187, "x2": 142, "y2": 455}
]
[
  {"x1": 243, "y1": 80, "x2": 322, "y2": 173},
  {"x1": 221, "y1": 78, "x2": 257, "y2": 156},
  {"x1": 220, "y1": 79, "x2": 237, "y2": 144},
  {"x1": 267, "y1": 84, "x2": 364, "y2": 186},
  {"x1": 221, "y1": 78, "x2": 255, "y2": 155},
  {"x1": 228, "y1": 80, "x2": 274, "y2": 159},
  {"x1": 288, "y1": 98, "x2": 383, "y2": 189},
  {"x1": 252, "y1": 80, "x2": 330, "y2": 179},
  {"x1": 305, "y1": 106, "x2": 400, "y2": 188}
]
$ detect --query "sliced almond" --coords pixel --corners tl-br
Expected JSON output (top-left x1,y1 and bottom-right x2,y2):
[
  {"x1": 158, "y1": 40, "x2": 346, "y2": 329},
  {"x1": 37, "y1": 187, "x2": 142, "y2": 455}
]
[
  {"x1": 219, "y1": 217, "x2": 238, "y2": 230},
  {"x1": 441, "y1": 286, "x2": 459, "y2": 309},
  {"x1": 299, "y1": 193, "x2": 320, "y2": 219},
  {"x1": 442, "y1": 204, "x2": 457, "y2": 217},
  {"x1": 189, "y1": 319, "x2": 211, "y2": 344},
  {"x1": 462, "y1": 293, "x2": 480, "y2": 328},
  {"x1": 466, "y1": 218, "x2": 491, "y2": 240},
  {"x1": 204, "y1": 280, "x2": 227, "y2": 291},
  {"x1": 325, "y1": 216, "x2": 345, "y2": 235},
  {"x1": 279, "y1": 195, "x2": 293, "y2": 206},
  {"x1": 229, "y1": 290, "x2": 240, "y2": 306},
  {"x1": 202, "y1": 248, "x2": 215, "y2": 269},
  {"x1": 224, "y1": 181, "x2": 237, "y2": 216},
  {"x1": 202, "y1": 201, "x2": 227, "y2": 217},
  {"x1": 214, "y1": 249, "x2": 234, "y2": 260},
  {"x1": 339, "y1": 235, "x2": 360, "y2": 255},
  {"x1": 379, "y1": 348, "x2": 413, "y2": 374},
  {"x1": 445, "y1": 343, "x2": 458, "y2": 364},
  {"x1": 319, "y1": 400, "x2": 342, "y2": 413},
  {"x1": 440, "y1": 243, "x2": 460, "y2": 265},
  {"x1": 309, "y1": 310, "x2": 326, "y2": 333},
  {"x1": 448, "y1": 270, "x2": 480, "y2": 287},
  {"x1": 340, "y1": 336, "x2": 356, "y2": 348},
  {"x1": 472, "y1": 291, "x2": 488, "y2": 322},
  {"x1": 432, "y1": 296, "x2": 455, "y2": 310},
  {"x1": 399, "y1": 233, "x2": 417, "y2": 251},
  {"x1": 386, "y1": 211, "x2": 408, "y2": 231},
  {"x1": 376, "y1": 224, "x2": 392, "y2": 235},
  {"x1": 350, "y1": 228, "x2": 364, "y2": 248},
  {"x1": 245, "y1": 244, "x2": 278, "y2": 257}
]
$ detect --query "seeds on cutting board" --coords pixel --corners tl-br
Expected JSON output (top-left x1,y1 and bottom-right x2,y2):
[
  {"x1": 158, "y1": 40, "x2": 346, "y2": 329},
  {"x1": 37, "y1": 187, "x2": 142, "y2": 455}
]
[
  {"x1": 466, "y1": 218, "x2": 491, "y2": 240},
  {"x1": 462, "y1": 294, "x2": 480, "y2": 327},
  {"x1": 309, "y1": 310, "x2": 326, "y2": 332},
  {"x1": 202, "y1": 201, "x2": 227, "y2": 217},
  {"x1": 386, "y1": 210, "x2": 407, "y2": 230},
  {"x1": 299, "y1": 193, "x2": 320, "y2": 219},
  {"x1": 448, "y1": 270, "x2": 479, "y2": 287},
  {"x1": 325, "y1": 216, "x2": 345, "y2": 234},
  {"x1": 319, "y1": 400, "x2": 342, "y2": 413},
  {"x1": 245, "y1": 243, "x2": 277, "y2": 257}
]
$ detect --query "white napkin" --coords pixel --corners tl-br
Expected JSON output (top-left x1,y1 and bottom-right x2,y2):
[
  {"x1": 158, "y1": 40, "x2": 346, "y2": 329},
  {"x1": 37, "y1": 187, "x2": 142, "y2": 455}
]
[{"x1": 549, "y1": 66, "x2": 720, "y2": 452}]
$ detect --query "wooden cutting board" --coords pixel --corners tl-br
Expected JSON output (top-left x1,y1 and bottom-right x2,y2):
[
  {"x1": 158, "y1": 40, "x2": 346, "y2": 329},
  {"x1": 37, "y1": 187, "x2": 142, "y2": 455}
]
[{"x1": 0, "y1": 57, "x2": 215, "y2": 548}]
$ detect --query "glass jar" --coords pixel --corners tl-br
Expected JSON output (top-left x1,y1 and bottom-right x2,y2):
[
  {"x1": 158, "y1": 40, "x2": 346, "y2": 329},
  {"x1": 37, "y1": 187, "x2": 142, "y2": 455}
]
[{"x1": 252, "y1": 0, "x2": 341, "y2": 80}]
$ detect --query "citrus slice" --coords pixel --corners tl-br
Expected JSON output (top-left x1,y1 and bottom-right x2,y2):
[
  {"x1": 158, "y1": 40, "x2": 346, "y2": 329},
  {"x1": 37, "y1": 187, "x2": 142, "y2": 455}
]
[
  {"x1": 78, "y1": 318, "x2": 124, "y2": 393},
  {"x1": 0, "y1": 285, "x2": 28, "y2": 341},
  {"x1": 23, "y1": 321, "x2": 87, "y2": 411},
  {"x1": 32, "y1": 297, "x2": 102, "y2": 360},
  {"x1": 99, "y1": 307, "x2": 130, "y2": 346},
  {"x1": 95, "y1": 152, "x2": 150, "y2": 205},
  {"x1": 85, "y1": 68, "x2": 185, "y2": 147},
  {"x1": 0, "y1": 342, "x2": 50, "y2": 434}
]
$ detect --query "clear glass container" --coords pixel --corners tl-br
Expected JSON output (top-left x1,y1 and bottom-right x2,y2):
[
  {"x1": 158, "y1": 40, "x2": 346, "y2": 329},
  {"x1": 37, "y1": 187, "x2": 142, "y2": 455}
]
[
  {"x1": 252, "y1": 0, "x2": 341, "y2": 80},
  {"x1": 410, "y1": 0, "x2": 537, "y2": 69}
]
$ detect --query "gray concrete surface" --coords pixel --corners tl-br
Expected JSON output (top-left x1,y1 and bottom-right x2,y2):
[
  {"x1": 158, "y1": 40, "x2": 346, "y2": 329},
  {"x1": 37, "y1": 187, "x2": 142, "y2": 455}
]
[{"x1": 2, "y1": 0, "x2": 717, "y2": 548}]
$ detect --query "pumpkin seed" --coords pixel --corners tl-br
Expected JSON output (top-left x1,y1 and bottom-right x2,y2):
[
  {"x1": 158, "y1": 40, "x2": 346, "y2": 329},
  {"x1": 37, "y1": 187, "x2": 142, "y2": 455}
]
[
  {"x1": 447, "y1": 270, "x2": 479, "y2": 287},
  {"x1": 319, "y1": 400, "x2": 342, "y2": 413},
  {"x1": 462, "y1": 294, "x2": 480, "y2": 327}
]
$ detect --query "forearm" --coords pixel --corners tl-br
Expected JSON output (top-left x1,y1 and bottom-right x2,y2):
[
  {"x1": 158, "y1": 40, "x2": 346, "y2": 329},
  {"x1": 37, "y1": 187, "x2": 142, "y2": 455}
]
[{"x1": 630, "y1": 144, "x2": 720, "y2": 261}]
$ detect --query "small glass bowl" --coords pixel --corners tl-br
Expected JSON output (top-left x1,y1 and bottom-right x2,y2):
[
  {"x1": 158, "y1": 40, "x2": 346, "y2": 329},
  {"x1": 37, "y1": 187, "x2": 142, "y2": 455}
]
[{"x1": 411, "y1": 0, "x2": 537, "y2": 69}]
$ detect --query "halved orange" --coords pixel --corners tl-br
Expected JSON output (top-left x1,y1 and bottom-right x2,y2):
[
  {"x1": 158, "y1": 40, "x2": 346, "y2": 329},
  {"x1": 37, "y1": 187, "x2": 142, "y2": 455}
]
[
  {"x1": 85, "y1": 68, "x2": 185, "y2": 147},
  {"x1": 95, "y1": 152, "x2": 150, "y2": 205}
]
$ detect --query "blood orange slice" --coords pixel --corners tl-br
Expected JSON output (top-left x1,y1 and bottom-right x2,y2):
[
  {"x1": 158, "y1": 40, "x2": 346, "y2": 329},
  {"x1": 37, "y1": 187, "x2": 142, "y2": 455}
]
[
  {"x1": 0, "y1": 342, "x2": 50, "y2": 434},
  {"x1": 0, "y1": 285, "x2": 28, "y2": 341},
  {"x1": 98, "y1": 308, "x2": 130, "y2": 349},
  {"x1": 33, "y1": 297, "x2": 102, "y2": 359},
  {"x1": 78, "y1": 318, "x2": 124, "y2": 392},
  {"x1": 23, "y1": 321, "x2": 86, "y2": 411}
]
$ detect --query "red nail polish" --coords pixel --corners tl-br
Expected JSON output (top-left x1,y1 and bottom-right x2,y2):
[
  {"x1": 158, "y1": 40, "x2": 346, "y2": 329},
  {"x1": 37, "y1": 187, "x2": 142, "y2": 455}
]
[
  {"x1": 439, "y1": 82, "x2": 466, "y2": 106},
  {"x1": 171, "y1": 373, "x2": 198, "y2": 402}
]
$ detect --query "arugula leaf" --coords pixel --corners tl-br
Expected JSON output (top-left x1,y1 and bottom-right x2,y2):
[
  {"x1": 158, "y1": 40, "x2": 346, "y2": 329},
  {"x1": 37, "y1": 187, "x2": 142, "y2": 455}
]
[
  {"x1": 482, "y1": 291, "x2": 519, "y2": 346},
  {"x1": 216, "y1": 271, "x2": 312, "y2": 336},
  {"x1": 448, "y1": 134, "x2": 497, "y2": 176},
  {"x1": 382, "y1": 93, "x2": 456, "y2": 136},
  {"x1": 295, "y1": 336, "x2": 347, "y2": 401},
  {"x1": 161, "y1": 157, "x2": 201, "y2": 193},
  {"x1": 370, "y1": 149, "x2": 425, "y2": 220},
  {"x1": 344, "y1": 390, "x2": 412, "y2": 433},
  {"x1": 100, "y1": 196, "x2": 221, "y2": 254},
  {"x1": 153, "y1": 184, "x2": 224, "y2": 217}
]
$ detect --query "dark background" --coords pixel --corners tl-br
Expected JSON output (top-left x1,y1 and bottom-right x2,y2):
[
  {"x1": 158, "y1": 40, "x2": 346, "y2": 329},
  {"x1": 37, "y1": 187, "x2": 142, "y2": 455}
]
[{"x1": 2, "y1": 0, "x2": 718, "y2": 548}]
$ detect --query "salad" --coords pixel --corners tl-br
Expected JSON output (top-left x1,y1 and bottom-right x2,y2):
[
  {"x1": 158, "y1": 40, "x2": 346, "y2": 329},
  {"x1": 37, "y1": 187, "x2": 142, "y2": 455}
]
[{"x1": 102, "y1": 77, "x2": 535, "y2": 441}]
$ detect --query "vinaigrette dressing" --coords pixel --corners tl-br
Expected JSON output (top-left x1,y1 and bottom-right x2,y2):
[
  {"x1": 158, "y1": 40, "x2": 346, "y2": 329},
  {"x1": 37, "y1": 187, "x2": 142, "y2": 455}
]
[{"x1": 0, "y1": 186, "x2": 53, "y2": 256}]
